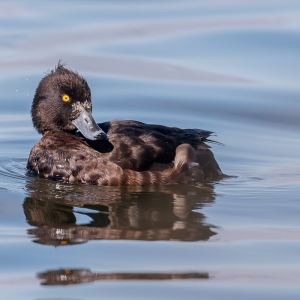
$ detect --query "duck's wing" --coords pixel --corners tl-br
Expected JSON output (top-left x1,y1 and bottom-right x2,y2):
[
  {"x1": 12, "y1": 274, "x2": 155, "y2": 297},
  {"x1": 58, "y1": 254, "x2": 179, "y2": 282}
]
[{"x1": 96, "y1": 120, "x2": 219, "y2": 172}]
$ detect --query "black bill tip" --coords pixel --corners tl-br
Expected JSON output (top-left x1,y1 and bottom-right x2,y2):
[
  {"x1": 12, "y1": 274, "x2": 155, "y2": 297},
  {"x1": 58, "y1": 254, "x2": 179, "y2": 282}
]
[{"x1": 94, "y1": 131, "x2": 109, "y2": 141}]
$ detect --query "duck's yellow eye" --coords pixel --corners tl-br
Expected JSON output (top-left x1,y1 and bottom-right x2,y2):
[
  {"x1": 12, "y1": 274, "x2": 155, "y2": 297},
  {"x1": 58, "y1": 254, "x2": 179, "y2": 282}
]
[{"x1": 62, "y1": 94, "x2": 70, "y2": 102}]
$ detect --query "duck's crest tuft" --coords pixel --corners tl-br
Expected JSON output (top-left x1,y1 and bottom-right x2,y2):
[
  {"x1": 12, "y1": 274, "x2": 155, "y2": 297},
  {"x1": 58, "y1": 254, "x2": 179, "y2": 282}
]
[{"x1": 49, "y1": 60, "x2": 70, "y2": 75}]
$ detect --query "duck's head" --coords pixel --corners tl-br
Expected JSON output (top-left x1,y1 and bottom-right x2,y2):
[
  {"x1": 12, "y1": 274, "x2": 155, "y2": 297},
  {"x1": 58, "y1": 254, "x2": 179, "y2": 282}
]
[{"x1": 31, "y1": 63, "x2": 108, "y2": 141}]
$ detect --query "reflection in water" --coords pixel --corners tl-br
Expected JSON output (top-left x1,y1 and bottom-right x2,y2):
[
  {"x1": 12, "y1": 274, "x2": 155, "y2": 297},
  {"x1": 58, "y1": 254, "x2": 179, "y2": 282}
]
[
  {"x1": 37, "y1": 268, "x2": 209, "y2": 286},
  {"x1": 23, "y1": 177, "x2": 218, "y2": 245}
]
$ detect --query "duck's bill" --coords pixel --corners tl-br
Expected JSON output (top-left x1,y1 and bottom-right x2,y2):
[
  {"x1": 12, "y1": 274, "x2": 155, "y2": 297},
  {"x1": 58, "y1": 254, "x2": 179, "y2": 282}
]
[{"x1": 72, "y1": 108, "x2": 108, "y2": 141}]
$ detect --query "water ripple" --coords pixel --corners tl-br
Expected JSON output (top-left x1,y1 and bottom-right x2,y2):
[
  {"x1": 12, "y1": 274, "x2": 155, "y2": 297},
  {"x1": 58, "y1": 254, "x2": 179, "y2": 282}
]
[{"x1": 0, "y1": 157, "x2": 27, "y2": 193}]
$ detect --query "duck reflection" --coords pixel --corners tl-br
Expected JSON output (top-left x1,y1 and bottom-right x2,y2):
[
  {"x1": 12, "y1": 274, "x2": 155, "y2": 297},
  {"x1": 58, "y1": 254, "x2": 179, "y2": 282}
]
[
  {"x1": 37, "y1": 268, "x2": 209, "y2": 285},
  {"x1": 23, "y1": 176, "x2": 218, "y2": 245}
]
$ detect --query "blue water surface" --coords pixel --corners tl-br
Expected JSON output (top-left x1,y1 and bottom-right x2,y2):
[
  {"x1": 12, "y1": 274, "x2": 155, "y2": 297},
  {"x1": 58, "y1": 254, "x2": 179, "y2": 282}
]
[{"x1": 0, "y1": 1, "x2": 300, "y2": 299}]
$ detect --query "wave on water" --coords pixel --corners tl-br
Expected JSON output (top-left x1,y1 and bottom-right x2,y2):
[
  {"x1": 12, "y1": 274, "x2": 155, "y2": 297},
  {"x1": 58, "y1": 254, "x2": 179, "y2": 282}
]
[{"x1": 0, "y1": 157, "x2": 28, "y2": 193}]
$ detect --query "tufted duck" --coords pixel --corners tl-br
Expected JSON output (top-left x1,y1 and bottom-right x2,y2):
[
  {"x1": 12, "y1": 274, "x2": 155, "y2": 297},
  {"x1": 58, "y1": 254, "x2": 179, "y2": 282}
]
[{"x1": 27, "y1": 63, "x2": 222, "y2": 185}]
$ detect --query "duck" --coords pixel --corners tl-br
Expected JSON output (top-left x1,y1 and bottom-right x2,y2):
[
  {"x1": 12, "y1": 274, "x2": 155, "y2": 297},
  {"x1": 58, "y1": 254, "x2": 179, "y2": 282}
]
[{"x1": 27, "y1": 63, "x2": 223, "y2": 185}]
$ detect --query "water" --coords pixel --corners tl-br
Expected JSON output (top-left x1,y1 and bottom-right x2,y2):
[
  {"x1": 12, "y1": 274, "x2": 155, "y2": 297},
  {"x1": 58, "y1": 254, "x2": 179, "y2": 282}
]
[{"x1": 1, "y1": 1, "x2": 300, "y2": 299}]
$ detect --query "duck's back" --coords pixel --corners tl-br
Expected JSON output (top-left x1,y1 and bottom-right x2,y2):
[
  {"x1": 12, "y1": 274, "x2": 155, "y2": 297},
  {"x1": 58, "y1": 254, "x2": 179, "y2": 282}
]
[{"x1": 88, "y1": 120, "x2": 222, "y2": 177}]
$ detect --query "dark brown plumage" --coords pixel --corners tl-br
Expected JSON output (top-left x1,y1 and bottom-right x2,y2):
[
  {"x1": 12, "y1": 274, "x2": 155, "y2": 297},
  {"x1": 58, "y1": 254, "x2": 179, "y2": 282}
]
[{"x1": 27, "y1": 63, "x2": 222, "y2": 185}]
